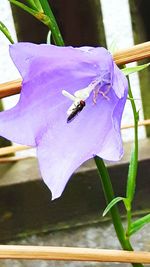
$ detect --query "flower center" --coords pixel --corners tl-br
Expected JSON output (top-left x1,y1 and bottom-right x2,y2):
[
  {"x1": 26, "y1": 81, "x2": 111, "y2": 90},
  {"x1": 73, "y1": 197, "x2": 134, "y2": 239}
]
[{"x1": 62, "y1": 76, "x2": 111, "y2": 117}]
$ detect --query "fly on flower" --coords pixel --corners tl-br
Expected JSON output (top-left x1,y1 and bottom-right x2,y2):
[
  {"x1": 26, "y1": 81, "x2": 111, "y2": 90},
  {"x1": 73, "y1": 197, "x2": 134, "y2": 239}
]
[
  {"x1": 67, "y1": 100, "x2": 86, "y2": 123},
  {"x1": 0, "y1": 43, "x2": 128, "y2": 199},
  {"x1": 62, "y1": 89, "x2": 87, "y2": 123}
]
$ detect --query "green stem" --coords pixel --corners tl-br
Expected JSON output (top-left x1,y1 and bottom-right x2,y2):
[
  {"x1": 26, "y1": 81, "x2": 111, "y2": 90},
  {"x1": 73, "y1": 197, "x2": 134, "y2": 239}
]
[
  {"x1": 127, "y1": 207, "x2": 132, "y2": 236},
  {"x1": 126, "y1": 78, "x2": 139, "y2": 202},
  {"x1": 94, "y1": 156, "x2": 144, "y2": 267},
  {"x1": 126, "y1": 78, "x2": 139, "y2": 237},
  {"x1": 9, "y1": 0, "x2": 40, "y2": 17},
  {"x1": 9, "y1": 0, "x2": 64, "y2": 46},
  {"x1": 38, "y1": 0, "x2": 64, "y2": 46}
]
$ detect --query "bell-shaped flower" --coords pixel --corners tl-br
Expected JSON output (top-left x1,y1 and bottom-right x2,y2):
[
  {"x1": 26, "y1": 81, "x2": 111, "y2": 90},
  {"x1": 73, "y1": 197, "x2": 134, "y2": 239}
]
[{"x1": 0, "y1": 43, "x2": 128, "y2": 199}]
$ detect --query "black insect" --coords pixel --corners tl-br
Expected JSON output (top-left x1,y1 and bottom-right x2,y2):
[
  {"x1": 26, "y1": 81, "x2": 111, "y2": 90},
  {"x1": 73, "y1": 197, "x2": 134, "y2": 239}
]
[{"x1": 67, "y1": 100, "x2": 86, "y2": 123}]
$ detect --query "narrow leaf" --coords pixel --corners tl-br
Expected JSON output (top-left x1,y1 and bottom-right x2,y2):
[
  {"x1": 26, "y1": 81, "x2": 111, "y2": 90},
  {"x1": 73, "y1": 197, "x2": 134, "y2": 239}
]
[
  {"x1": 129, "y1": 213, "x2": 150, "y2": 236},
  {"x1": 122, "y1": 63, "x2": 150, "y2": 76},
  {"x1": 25, "y1": 0, "x2": 38, "y2": 10},
  {"x1": 126, "y1": 149, "x2": 137, "y2": 202},
  {"x1": 0, "y1": 21, "x2": 14, "y2": 44},
  {"x1": 126, "y1": 104, "x2": 139, "y2": 203},
  {"x1": 33, "y1": 0, "x2": 43, "y2": 11},
  {"x1": 103, "y1": 197, "x2": 125, "y2": 216}
]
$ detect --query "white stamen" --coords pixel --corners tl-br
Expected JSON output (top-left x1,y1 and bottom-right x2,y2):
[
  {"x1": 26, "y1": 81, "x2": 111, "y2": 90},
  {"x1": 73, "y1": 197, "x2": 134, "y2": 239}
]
[
  {"x1": 62, "y1": 77, "x2": 102, "y2": 115},
  {"x1": 74, "y1": 78, "x2": 100, "y2": 100},
  {"x1": 62, "y1": 90, "x2": 76, "y2": 102},
  {"x1": 74, "y1": 87, "x2": 90, "y2": 100}
]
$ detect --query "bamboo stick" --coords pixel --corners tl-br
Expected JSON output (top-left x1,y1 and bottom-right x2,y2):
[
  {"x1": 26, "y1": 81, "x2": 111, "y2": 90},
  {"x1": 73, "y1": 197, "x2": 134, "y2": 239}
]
[
  {"x1": 113, "y1": 41, "x2": 150, "y2": 65},
  {"x1": 0, "y1": 144, "x2": 30, "y2": 156},
  {"x1": 0, "y1": 79, "x2": 21, "y2": 98},
  {"x1": 0, "y1": 245, "x2": 149, "y2": 263},
  {"x1": 0, "y1": 42, "x2": 149, "y2": 99},
  {"x1": 0, "y1": 155, "x2": 34, "y2": 162}
]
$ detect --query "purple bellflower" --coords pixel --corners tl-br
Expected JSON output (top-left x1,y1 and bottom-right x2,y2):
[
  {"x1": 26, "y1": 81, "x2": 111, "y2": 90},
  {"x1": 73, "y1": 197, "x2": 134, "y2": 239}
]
[{"x1": 0, "y1": 43, "x2": 128, "y2": 199}]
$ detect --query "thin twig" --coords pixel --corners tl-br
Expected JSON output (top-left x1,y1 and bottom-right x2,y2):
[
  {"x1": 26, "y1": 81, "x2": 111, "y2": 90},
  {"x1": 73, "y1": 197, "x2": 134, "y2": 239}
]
[
  {"x1": 0, "y1": 245, "x2": 149, "y2": 263},
  {"x1": 0, "y1": 42, "x2": 149, "y2": 99}
]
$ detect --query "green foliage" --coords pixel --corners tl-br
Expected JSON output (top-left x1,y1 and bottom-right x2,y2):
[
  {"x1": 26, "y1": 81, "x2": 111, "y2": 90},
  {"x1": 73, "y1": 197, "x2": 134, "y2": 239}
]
[
  {"x1": 126, "y1": 79, "x2": 139, "y2": 205},
  {"x1": 33, "y1": 0, "x2": 43, "y2": 11},
  {"x1": 129, "y1": 213, "x2": 150, "y2": 236},
  {"x1": 103, "y1": 197, "x2": 125, "y2": 216},
  {"x1": 38, "y1": 0, "x2": 64, "y2": 45},
  {"x1": 122, "y1": 63, "x2": 150, "y2": 76},
  {"x1": 126, "y1": 110, "x2": 139, "y2": 203},
  {"x1": 24, "y1": 0, "x2": 38, "y2": 10},
  {"x1": 9, "y1": 0, "x2": 64, "y2": 46},
  {"x1": 0, "y1": 21, "x2": 14, "y2": 44}
]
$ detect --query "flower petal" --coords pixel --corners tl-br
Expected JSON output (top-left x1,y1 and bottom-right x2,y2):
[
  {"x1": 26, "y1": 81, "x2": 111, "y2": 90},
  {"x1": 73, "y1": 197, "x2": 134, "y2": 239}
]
[
  {"x1": 0, "y1": 43, "x2": 128, "y2": 199},
  {"x1": 112, "y1": 63, "x2": 128, "y2": 98},
  {"x1": 0, "y1": 105, "x2": 36, "y2": 146},
  {"x1": 36, "y1": 90, "x2": 125, "y2": 199}
]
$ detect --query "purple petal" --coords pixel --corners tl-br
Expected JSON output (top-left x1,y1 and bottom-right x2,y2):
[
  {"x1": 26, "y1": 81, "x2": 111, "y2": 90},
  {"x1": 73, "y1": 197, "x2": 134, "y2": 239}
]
[
  {"x1": 112, "y1": 63, "x2": 128, "y2": 98},
  {"x1": 0, "y1": 43, "x2": 128, "y2": 199}
]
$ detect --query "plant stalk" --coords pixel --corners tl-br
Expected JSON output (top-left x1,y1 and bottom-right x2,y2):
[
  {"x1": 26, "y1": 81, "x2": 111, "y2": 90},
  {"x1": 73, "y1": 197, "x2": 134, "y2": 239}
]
[
  {"x1": 94, "y1": 156, "x2": 144, "y2": 267},
  {"x1": 39, "y1": 0, "x2": 64, "y2": 46}
]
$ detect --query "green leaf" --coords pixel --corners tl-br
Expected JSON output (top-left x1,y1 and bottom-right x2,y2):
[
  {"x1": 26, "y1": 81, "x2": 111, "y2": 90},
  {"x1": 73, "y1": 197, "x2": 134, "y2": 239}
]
[
  {"x1": 126, "y1": 109, "x2": 139, "y2": 203},
  {"x1": 126, "y1": 79, "x2": 139, "y2": 204},
  {"x1": 0, "y1": 21, "x2": 14, "y2": 44},
  {"x1": 33, "y1": 0, "x2": 43, "y2": 11},
  {"x1": 126, "y1": 149, "x2": 137, "y2": 201},
  {"x1": 25, "y1": 0, "x2": 38, "y2": 10},
  {"x1": 103, "y1": 197, "x2": 125, "y2": 216},
  {"x1": 122, "y1": 63, "x2": 150, "y2": 76},
  {"x1": 129, "y1": 213, "x2": 150, "y2": 236}
]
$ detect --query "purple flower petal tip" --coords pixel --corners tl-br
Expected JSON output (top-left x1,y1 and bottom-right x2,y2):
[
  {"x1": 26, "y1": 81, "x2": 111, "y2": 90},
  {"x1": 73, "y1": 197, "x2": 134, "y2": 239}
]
[{"x1": 0, "y1": 42, "x2": 128, "y2": 199}]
